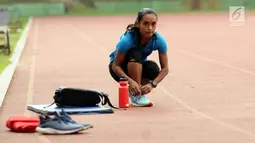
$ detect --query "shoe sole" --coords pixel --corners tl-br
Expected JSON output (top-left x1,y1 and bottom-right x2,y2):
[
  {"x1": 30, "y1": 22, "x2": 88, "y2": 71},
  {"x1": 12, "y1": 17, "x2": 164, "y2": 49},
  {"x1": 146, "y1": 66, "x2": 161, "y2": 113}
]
[
  {"x1": 131, "y1": 102, "x2": 153, "y2": 107},
  {"x1": 36, "y1": 127, "x2": 84, "y2": 135},
  {"x1": 83, "y1": 124, "x2": 93, "y2": 130}
]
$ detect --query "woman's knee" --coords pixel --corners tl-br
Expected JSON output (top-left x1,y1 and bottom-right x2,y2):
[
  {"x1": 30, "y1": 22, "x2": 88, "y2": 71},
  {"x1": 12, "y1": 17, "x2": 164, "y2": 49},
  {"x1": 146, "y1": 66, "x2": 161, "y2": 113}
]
[
  {"x1": 109, "y1": 62, "x2": 120, "y2": 82},
  {"x1": 142, "y1": 60, "x2": 160, "y2": 80}
]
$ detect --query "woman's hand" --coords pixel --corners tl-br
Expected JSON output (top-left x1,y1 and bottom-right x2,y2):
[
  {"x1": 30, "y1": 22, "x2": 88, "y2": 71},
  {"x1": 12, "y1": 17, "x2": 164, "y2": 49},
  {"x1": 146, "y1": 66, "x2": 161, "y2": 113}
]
[
  {"x1": 152, "y1": 52, "x2": 169, "y2": 85},
  {"x1": 141, "y1": 83, "x2": 153, "y2": 94},
  {"x1": 129, "y1": 80, "x2": 141, "y2": 95}
]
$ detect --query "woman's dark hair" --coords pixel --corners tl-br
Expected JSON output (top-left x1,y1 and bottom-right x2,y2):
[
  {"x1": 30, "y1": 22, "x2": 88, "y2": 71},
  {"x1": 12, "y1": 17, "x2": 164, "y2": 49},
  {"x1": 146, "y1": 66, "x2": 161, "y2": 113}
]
[{"x1": 125, "y1": 8, "x2": 158, "y2": 34}]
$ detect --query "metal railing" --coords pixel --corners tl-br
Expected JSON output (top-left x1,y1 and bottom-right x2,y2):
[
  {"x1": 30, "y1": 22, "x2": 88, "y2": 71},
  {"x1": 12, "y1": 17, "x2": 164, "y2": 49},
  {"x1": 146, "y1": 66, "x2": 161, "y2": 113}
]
[{"x1": 0, "y1": 7, "x2": 10, "y2": 55}]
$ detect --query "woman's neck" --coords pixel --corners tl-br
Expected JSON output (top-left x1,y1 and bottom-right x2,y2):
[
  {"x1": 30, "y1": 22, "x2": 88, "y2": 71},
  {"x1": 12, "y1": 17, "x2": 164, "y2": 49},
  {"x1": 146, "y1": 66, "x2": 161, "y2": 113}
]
[{"x1": 140, "y1": 37, "x2": 150, "y2": 45}]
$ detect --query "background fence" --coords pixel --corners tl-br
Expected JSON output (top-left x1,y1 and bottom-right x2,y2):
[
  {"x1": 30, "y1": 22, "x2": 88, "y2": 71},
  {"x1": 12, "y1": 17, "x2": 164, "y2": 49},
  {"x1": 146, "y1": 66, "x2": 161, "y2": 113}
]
[
  {"x1": 0, "y1": 2, "x2": 65, "y2": 18},
  {"x1": 0, "y1": 0, "x2": 254, "y2": 18}
]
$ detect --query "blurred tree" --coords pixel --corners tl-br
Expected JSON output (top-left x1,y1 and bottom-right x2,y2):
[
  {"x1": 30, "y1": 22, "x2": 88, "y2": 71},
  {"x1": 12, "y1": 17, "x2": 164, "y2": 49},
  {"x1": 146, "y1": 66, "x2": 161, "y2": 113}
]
[
  {"x1": 73, "y1": 0, "x2": 96, "y2": 8},
  {"x1": 181, "y1": 0, "x2": 190, "y2": 9},
  {"x1": 181, "y1": 0, "x2": 202, "y2": 10},
  {"x1": 0, "y1": 0, "x2": 51, "y2": 3},
  {"x1": 191, "y1": 0, "x2": 202, "y2": 10},
  {"x1": 208, "y1": 0, "x2": 218, "y2": 9},
  {"x1": 0, "y1": 0, "x2": 8, "y2": 4}
]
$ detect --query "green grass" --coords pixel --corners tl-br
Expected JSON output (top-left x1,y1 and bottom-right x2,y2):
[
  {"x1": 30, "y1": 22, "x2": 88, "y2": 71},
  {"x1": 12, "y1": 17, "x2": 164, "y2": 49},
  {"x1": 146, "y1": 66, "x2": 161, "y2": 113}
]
[
  {"x1": 0, "y1": 18, "x2": 28, "y2": 75},
  {"x1": 0, "y1": 54, "x2": 10, "y2": 74}
]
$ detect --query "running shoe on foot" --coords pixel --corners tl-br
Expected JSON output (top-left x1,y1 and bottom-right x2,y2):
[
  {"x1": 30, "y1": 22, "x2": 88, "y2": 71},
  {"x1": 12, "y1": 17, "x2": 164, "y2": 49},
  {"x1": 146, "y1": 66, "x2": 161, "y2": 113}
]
[{"x1": 129, "y1": 90, "x2": 153, "y2": 107}]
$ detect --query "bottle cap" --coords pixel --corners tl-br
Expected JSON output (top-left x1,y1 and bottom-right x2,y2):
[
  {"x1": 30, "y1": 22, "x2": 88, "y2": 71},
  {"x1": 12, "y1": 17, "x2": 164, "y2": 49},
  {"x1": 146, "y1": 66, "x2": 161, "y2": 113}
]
[{"x1": 119, "y1": 77, "x2": 128, "y2": 81}]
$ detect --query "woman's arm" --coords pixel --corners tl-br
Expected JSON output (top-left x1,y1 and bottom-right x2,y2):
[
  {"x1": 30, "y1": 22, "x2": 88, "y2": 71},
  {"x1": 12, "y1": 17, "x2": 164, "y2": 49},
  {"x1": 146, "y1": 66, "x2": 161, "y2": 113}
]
[
  {"x1": 113, "y1": 50, "x2": 142, "y2": 95},
  {"x1": 153, "y1": 51, "x2": 169, "y2": 85},
  {"x1": 112, "y1": 51, "x2": 134, "y2": 83},
  {"x1": 140, "y1": 51, "x2": 168, "y2": 94}
]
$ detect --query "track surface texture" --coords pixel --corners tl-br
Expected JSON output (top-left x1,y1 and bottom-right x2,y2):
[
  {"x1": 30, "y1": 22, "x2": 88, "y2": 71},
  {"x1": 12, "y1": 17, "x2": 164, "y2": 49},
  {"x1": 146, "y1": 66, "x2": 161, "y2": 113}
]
[{"x1": 1, "y1": 12, "x2": 255, "y2": 143}]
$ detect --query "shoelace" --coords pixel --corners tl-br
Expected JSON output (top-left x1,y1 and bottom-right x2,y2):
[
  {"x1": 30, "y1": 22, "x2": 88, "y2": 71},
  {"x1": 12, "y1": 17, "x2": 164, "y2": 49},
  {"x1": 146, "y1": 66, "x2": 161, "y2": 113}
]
[
  {"x1": 59, "y1": 110, "x2": 94, "y2": 128},
  {"x1": 133, "y1": 95, "x2": 142, "y2": 100},
  {"x1": 55, "y1": 110, "x2": 71, "y2": 124},
  {"x1": 59, "y1": 110, "x2": 76, "y2": 124},
  {"x1": 130, "y1": 95, "x2": 142, "y2": 104}
]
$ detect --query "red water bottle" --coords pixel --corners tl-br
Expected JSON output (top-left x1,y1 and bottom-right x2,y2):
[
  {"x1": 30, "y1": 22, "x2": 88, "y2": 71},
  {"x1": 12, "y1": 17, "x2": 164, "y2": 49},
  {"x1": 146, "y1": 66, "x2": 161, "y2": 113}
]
[{"x1": 119, "y1": 77, "x2": 129, "y2": 108}]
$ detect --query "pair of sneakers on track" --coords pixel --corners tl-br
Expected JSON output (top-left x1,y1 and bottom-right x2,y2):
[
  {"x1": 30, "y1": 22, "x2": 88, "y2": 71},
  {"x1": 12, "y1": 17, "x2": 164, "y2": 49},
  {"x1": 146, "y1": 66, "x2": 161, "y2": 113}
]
[{"x1": 36, "y1": 109, "x2": 93, "y2": 135}]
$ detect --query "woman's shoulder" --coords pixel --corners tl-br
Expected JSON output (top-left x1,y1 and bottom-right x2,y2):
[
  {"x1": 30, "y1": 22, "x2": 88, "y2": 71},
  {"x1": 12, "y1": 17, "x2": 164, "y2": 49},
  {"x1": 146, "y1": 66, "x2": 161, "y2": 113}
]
[
  {"x1": 154, "y1": 31, "x2": 166, "y2": 41},
  {"x1": 116, "y1": 31, "x2": 135, "y2": 47},
  {"x1": 153, "y1": 31, "x2": 168, "y2": 52},
  {"x1": 120, "y1": 31, "x2": 135, "y2": 40}
]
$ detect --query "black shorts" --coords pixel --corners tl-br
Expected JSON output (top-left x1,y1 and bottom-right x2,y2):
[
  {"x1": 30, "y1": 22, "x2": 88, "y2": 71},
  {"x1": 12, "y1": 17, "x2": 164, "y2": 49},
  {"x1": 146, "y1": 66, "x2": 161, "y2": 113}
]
[{"x1": 108, "y1": 48, "x2": 160, "y2": 82}]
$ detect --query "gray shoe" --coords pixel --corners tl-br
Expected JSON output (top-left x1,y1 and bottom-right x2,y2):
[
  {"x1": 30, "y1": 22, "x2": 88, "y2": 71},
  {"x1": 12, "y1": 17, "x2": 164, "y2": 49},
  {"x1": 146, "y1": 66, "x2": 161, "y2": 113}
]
[
  {"x1": 36, "y1": 111, "x2": 84, "y2": 134},
  {"x1": 59, "y1": 110, "x2": 93, "y2": 130}
]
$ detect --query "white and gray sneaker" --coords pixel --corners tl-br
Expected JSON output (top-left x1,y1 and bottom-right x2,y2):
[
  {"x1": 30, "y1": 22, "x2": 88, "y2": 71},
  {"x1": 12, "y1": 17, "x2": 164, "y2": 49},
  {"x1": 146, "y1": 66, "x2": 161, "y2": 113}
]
[
  {"x1": 129, "y1": 90, "x2": 153, "y2": 107},
  {"x1": 36, "y1": 111, "x2": 85, "y2": 134}
]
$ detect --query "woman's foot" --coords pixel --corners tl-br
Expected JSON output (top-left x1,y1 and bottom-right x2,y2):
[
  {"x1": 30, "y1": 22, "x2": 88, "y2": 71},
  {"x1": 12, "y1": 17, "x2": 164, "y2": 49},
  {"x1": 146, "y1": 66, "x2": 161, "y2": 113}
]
[{"x1": 129, "y1": 90, "x2": 153, "y2": 107}]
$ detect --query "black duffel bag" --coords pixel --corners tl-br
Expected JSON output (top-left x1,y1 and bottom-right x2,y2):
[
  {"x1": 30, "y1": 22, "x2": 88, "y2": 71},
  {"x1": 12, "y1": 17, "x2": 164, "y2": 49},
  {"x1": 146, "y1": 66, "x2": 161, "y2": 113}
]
[{"x1": 47, "y1": 86, "x2": 118, "y2": 109}]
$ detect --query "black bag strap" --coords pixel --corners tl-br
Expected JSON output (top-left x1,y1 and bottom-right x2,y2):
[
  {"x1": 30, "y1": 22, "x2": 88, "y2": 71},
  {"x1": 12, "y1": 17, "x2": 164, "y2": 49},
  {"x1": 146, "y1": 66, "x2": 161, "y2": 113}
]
[
  {"x1": 43, "y1": 102, "x2": 55, "y2": 108},
  {"x1": 98, "y1": 92, "x2": 119, "y2": 109}
]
